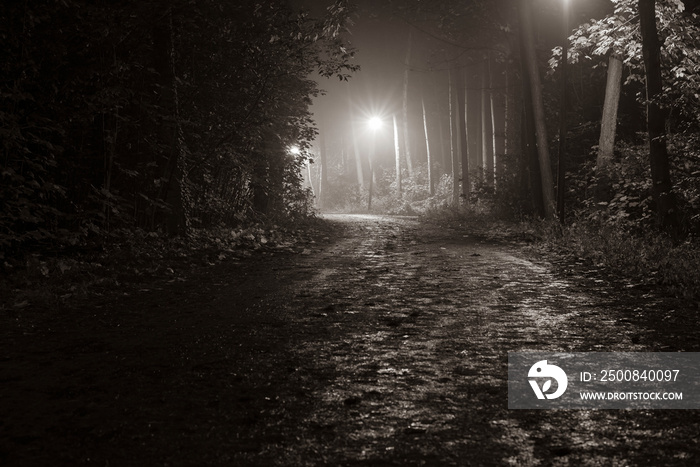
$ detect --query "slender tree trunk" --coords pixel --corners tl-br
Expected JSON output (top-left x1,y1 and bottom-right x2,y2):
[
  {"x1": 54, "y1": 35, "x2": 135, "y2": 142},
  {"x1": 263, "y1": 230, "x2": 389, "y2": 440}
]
[
  {"x1": 448, "y1": 64, "x2": 461, "y2": 204},
  {"x1": 639, "y1": 0, "x2": 678, "y2": 235},
  {"x1": 422, "y1": 94, "x2": 434, "y2": 196},
  {"x1": 368, "y1": 162, "x2": 374, "y2": 211},
  {"x1": 437, "y1": 115, "x2": 447, "y2": 175},
  {"x1": 520, "y1": 0, "x2": 556, "y2": 219},
  {"x1": 307, "y1": 161, "x2": 316, "y2": 197},
  {"x1": 466, "y1": 69, "x2": 480, "y2": 181},
  {"x1": 595, "y1": 53, "x2": 623, "y2": 202},
  {"x1": 393, "y1": 114, "x2": 402, "y2": 198},
  {"x1": 519, "y1": 13, "x2": 544, "y2": 216},
  {"x1": 402, "y1": 31, "x2": 414, "y2": 177},
  {"x1": 340, "y1": 134, "x2": 347, "y2": 174},
  {"x1": 475, "y1": 68, "x2": 483, "y2": 178},
  {"x1": 346, "y1": 89, "x2": 364, "y2": 187},
  {"x1": 505, "y1": 57, "x2": 522, "y2": 192},
  {"x1": 319, "y1": 129, "x2": 328, "y2": 210},
  {"x1": 598, "y1": 54, "x2": 623, "y2": 163},
  {"x1": 368, "y1": 134, "x2": 375, "y2": 211},
  {"x1": 251, "y1": 153, "x2": 270, "y2": 216},
  {"x1": 557, "y1": 1, "x2": 570, "y2": 222},
  {"x1": 351, "y1": 121, "x2": 364, "y2": 187},
  {"x1": 438, "y1": 71, "x2": 450, "y2": 174},
  {"x1": 481, "y1": 60, "x2": 494, "y2": 186},
  {"x1": 491, "y1": 58, "x2": 506, "y2": 191},
  {"x1": 435, "y1": 71, "x2": 448, "y2": 176},
  {"x1": 458, "y1": 66, "x2": 469, "y2": 205}
]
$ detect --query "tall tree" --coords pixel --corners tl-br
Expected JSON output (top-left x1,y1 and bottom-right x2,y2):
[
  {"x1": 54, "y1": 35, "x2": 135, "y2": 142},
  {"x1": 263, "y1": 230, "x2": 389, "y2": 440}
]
[
  {"x1": 402, "y1": 31, "x2": 414, "y2": 177},
  {"x1": 421, "y1": 93, "x2": 435, "y2": 196},
  {"x1": 639, "y1": 0, "x2": 678, "y2": 234},
  {"x1": 565, "y1": 0, "x2": 700, "y2": 172},
  {"x1": 466, "y1": 68, "x2": 482, "y2": 182},
  {"x1": 347, "y1": 89, "x2": 365, "y2": 187},
  {"x1": 596, "y1": 53, "x2": 623, "y2": 202},
  {"x1": 504, "y1": 56, "x2": 522, "y2": 195},
  {"x1": 448, "y1": 63, "x2": 461, "y2": 204},
  {"x1": 481, "y1": 59, "x2": 495, "y2": 187},
  {"x1": 556, "y1": 0, "x2": 570, "y2": 222},
  {"x1": 394, "y1": 114, "x2": 403, "y2": 198},
  {"x1": 318, "y1": 127, "x2": 329, "y2": 210},
  {"x1": 458, "y1": 66, "x2": 470, "y2": 205},
  {"x1": 519, "y1": 0, "x2": 556, "y2": 219},
  {"x1": 491, "y1": 58, "x2": 507, "y2": 191}
]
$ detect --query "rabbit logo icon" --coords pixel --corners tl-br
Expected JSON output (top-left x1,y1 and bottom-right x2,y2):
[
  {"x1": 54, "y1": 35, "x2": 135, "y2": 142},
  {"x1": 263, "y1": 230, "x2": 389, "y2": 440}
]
[{"x1": 528, "y1": 360, "x2": 568, "y2": 400}]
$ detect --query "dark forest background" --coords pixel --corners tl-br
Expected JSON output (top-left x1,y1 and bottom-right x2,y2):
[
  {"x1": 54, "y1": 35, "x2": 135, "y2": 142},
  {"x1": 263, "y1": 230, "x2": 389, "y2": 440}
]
[{"x1": 1, "y1": 0, "x2": 357, "y2": 256}]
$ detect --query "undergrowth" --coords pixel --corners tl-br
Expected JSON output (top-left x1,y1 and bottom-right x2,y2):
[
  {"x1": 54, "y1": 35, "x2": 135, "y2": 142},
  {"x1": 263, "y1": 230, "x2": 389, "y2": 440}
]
[
  {"x1": 540, "y1": 218, "x2": 700, "y2": 301},
  {"x1": 1, "y1": 216, "x2": 335, "y2": 311}
]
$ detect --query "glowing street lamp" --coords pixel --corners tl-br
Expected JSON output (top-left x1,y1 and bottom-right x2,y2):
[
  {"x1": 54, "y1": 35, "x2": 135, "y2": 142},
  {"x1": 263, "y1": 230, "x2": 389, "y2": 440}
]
[
  {"x1": 368, "y1": 116, "x2": 383, "y2": 131},
  {"x1": 288, "y1": 145, "x2": 301, "y2": 155}
]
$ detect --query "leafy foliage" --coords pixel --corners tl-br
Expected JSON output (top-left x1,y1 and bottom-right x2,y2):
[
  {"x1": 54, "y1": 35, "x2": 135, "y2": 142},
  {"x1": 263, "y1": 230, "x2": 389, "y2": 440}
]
[
  {"x1": 0, "y1": 0, "x2": 357, "y2": 259},
  {"x1": 554, "y1": 0, "x2": 700, "y2": 127}
]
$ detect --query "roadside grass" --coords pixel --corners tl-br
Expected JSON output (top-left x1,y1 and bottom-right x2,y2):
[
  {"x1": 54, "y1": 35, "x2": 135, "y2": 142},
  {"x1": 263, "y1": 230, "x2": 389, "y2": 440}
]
[
  {"x1": 541, "y1": 219, "x2": 700, "y2": 301},
  {"x1": 421, "y1": 204, "x2": 700, "y2": 303}
]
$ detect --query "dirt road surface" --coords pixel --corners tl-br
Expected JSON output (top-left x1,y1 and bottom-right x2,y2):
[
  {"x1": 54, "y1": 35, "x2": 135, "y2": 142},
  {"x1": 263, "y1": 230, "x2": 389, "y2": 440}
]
[{"x1": 1, "y1": 214, "x2": 699, "y2": 465}]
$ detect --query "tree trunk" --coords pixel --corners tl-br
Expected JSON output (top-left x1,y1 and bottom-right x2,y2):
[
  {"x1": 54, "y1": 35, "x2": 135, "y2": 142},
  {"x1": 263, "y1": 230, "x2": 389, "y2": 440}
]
[
  {"x1": 368, "y1": 162, "x2": 374, "y2": 211},
  {"x1": 639, "y1": 0, "x2": 678, "y2": 235},
  {"x1": 437, "y1": 115, "x2": 447, "y2": 175},
  {"x1": 466, "y1": 69, "x2": 480, "y2": 181},
  {"x1": 491, "y1": 58, "x2": 506, "y2": 191},
  {"x1": 251, "y1": 153, "x2": 270, "y2": 216},
  {"x1": 402, "y1": 31, "x2": 414, "y2": 177},
  {"x1": 519, "y1": 0, "x2": 556, "y2": 219},
  {"x1": 474, "y1": 69, "x2": 483, "y2": 178},
  {"x1": 595, "y1": 53, "x2": 623, "y2": 202},
  {"x1": 457, "y1": 66, "x2": 469, "y2": 205},
  {"x1": 348, "y1": 95, "x2": 364, "y2": 187},
  {"x1": 422, "y1": 94, "x2": 434, "y2": 196},
  {"x1": 319, "y1": 128, "x2": 328, "y2": 210},
  {"x1": 557, "y1": 2, "x2": 570, "y2": 223},
  {"x1": 307, "y1": 161, "x2": 316, "y2": 197},
  {"x1": 505, "y1": 57, "x2": 522, "y2": 194},
  {"x1": 481, "y1": 60, "x2": 494, "y2": 187},
  {"x1": 519, "y1": 11, "x2": 544, "y2": 217},
  {"x1": 448, "y1": 64, "x2": 461, "y2": 205},
  {"x1": 368, "y1": 135, "x2": 375, "y2": 211},
  {"x1": 393, "y1": 114, "x2": 402, "y2": 198}
]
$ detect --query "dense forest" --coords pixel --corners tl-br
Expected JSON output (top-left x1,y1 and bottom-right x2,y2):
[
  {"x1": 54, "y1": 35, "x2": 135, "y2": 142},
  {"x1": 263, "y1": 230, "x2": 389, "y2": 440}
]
[
  {"x1": 312, "y1": 0, "x2": 700, "y2": 231},
  {"x1": 2, "y1": 0, "x2": 700, "y2": 295},
  {"x1": 302, "y1": 0, "x2": 700, "y2": 297},
  {"x1": 1, "y1": 0, "x2": 356, "y2": 258}
]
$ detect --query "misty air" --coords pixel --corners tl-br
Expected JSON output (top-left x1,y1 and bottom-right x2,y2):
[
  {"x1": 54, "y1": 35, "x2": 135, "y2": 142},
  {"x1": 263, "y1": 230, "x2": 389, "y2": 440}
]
[{"x1": 2, "y1": 0, "x2": 700, "y2": 465}]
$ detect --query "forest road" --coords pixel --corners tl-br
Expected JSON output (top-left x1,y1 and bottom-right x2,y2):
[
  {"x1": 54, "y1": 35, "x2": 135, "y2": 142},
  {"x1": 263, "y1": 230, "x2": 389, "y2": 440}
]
[{"x1": 1, "y1": 214, "x2": 699, "y2": 466}]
